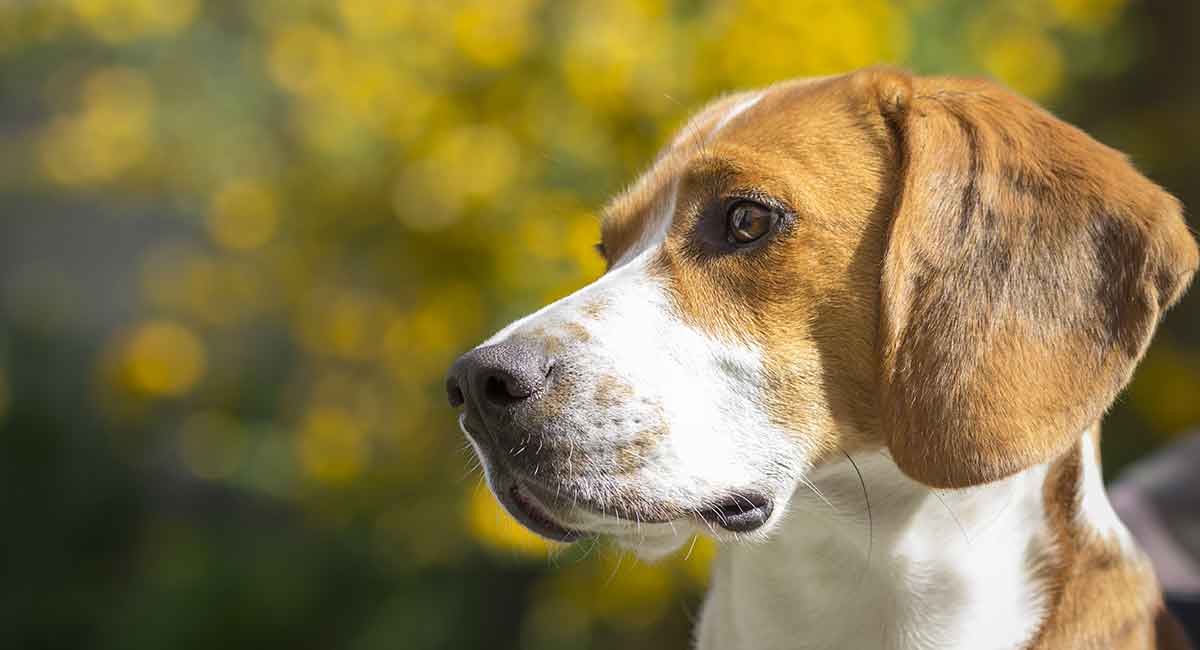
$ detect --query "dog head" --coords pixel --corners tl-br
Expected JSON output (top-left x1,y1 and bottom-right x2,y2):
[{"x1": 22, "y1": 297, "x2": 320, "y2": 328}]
[{"x1": 446, "y1": 68, "x2": 1197, "y2": 556}]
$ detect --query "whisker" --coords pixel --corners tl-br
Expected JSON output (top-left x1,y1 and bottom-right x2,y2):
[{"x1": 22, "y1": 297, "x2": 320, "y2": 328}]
[
  {"x1": 458, "y1": 458, "x2": 481, "y2": 481},
  {"x1": 800, "y1": 476, "x2": 838, "y2": 512},
  {"x1": 933, "y1": 489, "x2": 970, "y2": 546},
  {"x1": 840, "y1": 447, "x2": 873, "y2": 585},
  {"x1": 603, "y1": 547, "x2": 626, "y2": 588},
  {"x1": 731, "y1": 492, "x2": 757, "y2": 510},
  {"x1": 576, "y1": 535, "x2": 600, "y2": 563}
]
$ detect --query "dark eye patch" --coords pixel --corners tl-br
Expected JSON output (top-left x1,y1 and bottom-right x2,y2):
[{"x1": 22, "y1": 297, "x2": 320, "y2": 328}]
[{"x1": 678, "y1": 192, "x2": 792, "y2": 261}]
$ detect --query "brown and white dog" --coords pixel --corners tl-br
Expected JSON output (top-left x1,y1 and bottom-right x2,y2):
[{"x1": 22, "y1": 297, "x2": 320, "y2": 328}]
[{"x1": 446, "y1": 68, "x2": 1199, "y2": 649}]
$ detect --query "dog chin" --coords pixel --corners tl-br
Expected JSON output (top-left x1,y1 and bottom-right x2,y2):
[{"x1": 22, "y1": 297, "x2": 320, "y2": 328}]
[{"x1": 605, "y1": 524, "x2": 695, "y2": 561}]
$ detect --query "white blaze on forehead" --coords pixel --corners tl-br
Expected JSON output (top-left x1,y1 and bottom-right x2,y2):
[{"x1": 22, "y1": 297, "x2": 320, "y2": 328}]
[
  {"x1": 483, "y1": 171, "x2": 680, "y2": 349},
  {"x1": 706, "y1": 91, "x2": 765, "y2": 142},
  {"x1": 613, "y1": 183, "x2": 676, "y2": 268},
  {"x1": 669, "y1": 88, "x2": 769, "y2": 150},
  {"x1": 608, "y1": 87, "x2": 770, "y2": 270}
]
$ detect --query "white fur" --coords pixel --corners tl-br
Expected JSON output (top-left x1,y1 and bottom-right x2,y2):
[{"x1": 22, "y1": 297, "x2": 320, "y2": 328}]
[
  {"x1": 707, "y1": 92, "x2": 765, "y2": 141},
  {"x1": 697, "y1": 449, "x2": 1053, "y2": 650},
  {"x1": 1078, "y1": 432, "x2": 1137, "y2": 553},
  {"x1": 477, "y1": 176, "x2": 804, "y2": 556}
]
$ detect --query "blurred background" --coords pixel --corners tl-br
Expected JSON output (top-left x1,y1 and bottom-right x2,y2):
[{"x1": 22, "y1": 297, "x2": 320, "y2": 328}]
[{"x1": 0, "y1": 1, "x2": 1197, "y2": 648}]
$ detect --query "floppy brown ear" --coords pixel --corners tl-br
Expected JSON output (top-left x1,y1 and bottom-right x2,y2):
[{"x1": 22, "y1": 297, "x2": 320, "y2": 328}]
[{"x1": 872, "y1": 72, "x2": 1199, "y2": 488}]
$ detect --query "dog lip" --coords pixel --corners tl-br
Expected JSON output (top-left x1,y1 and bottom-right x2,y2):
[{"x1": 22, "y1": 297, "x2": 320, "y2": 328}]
[
  {"x1": 504, "y1": 482, "x2": 584, "y2": 543},
  {"x1": 516, "y1": 476, "x2": 680, "y2": 526},
  {"x1": 458, "y1": 423, "x2": 582, "y2": 542},
  {"x1": 701, "y1": 493, "x2": 774, "y2": 533}
]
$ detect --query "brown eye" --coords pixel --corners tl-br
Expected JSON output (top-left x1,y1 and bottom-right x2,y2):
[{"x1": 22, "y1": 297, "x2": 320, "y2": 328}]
[{"x1": 727, "y1": 201, "x2": 776, "y2": 244}]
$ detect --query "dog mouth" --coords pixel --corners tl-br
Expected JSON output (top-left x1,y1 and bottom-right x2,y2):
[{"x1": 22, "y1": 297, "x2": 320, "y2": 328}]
[
  {"x1": 700, "y1": 493, "x2": 775, "y2": 533},
  {"x1": 502, "y1": 481, "x2": 585, "y2": 543},
  {"x1": 507, "y1": 473, "x2": 775, "y2": 537},
  {"x1": 460, "y1": 415, "x2": 774, "y2": 538}
]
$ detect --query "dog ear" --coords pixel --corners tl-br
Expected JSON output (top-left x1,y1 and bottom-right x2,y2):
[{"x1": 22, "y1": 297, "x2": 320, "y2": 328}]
[{"x1": 870, "y1": 72, "x2": 1198, "y2": 488}]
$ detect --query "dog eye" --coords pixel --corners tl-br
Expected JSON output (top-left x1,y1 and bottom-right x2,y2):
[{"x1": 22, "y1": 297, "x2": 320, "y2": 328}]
[{"x1": 727, "y1": 201, "x2": 776, "y2": 244}]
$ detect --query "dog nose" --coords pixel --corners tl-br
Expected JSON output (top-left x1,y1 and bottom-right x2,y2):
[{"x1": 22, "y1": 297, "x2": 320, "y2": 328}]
[{"x1": 446, "y1": 341, "x2": 550, "y2": 414}]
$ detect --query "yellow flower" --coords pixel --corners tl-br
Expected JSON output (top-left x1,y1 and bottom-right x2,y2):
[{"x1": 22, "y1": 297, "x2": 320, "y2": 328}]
[
  {"x1": 207, "y1": 179, "x2": 281, "y2": 251},
  {"x1": 70, "y1": 0, "x2": 197, "y2": 44},
  {"x1": 267, "y1": 23, "x2": 343, "y2": 97},
  {"x1": 982, "y1": 31, "x2": 1065, "y2": 100},
  {"x1": 452, "y1": 0, "x2": 539, "y2": 68},
  {"x1": 1127, "y1": 341, "x2": 1200, "y2": 437},
  {"x1": 336, "y1": 0, "x2": 413, "y2": 36},
  {"x1": 1053, "y1": 0, "x2": 1128, "y2": 30},
  {"x1": 675, "y1": 535, "x2": 717, "y2": 586},
  {"x1": 396, "y1": 124, "x2": 522, "y2": 227},
  {"x1": 122, "y1": 321, "x2": 207, "y2": 397},
  {"x1": 297, "y1": 405, "x2": 369, "y2": 484},
  {"x1": 700, "y1": 0, "x2": 908, "y2": 89},
  {"x1": 465, "y1": 484, "x2": 556, "y2": 557},
  {"x1": 39, "y1": 67, "x2": 155, "y2": 186}
]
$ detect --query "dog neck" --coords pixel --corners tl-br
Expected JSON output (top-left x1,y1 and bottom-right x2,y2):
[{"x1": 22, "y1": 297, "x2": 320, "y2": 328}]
[{"x1": 695, "y1": 431, "x2": 1146, "y2": 650}]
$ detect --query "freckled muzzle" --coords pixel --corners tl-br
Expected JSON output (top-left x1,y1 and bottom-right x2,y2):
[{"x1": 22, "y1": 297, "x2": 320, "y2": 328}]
[
  {"x1": 445, "y1": 254, "x2": 788, "y2": 542},
  {"x1": 446, "y1": 332, "x2": 658, "y2": 473}
]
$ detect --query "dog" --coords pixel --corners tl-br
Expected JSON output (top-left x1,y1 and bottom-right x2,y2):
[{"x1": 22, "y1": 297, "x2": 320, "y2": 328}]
[{"x1": 445, "y1": 68, "x2": 1199, "y2": 649}]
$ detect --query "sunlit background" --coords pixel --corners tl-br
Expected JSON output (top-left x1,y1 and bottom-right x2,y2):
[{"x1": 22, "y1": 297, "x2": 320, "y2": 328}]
[{"x1": 1, "y1": 1, "x2": 1198, "y2": 648}]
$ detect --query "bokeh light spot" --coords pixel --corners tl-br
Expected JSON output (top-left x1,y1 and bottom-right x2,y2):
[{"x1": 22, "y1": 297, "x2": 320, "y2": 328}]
[
  {"x1": 1053, "y1": 0, "x2": 1128, "y2": 29},
  {"x1": 298, "y1": 405, "x2": 368, "y2": 484},
  {"x1": 207, "y1": 179, "x2": 281, "y2": 251},
  {"x1": 178, "y1": 410, "x2": 248, "y2": 481},
  {"x1": 452, "y1": 0, "x2": 538, "y2": 68},
  {"x1": 983, "y1": 32, "x2": 1064, "y2": 99},
  {"x1": 465, "y1": 485, "x2": 556, "y2": 556},
  {"x1": 70, "y1": 0, "x2": 197, "y2": 43},
  {"x1": 38, "y1": 66, "x2": 155, "y2": 186},
  {"x1": 1127, "y1": 342, "x2": 1200, "y2": 436},
  {"x1": 122, "y1": 320, "x2": 207, "y2": 397}
]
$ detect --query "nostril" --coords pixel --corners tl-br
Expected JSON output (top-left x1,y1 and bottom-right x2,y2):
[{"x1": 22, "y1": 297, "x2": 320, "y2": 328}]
[
  {"x1": 483, "y1": 372, "x2": 528, "y2": 406},
  {"x1": 446, "y1": 376, "x2": 465, "y2": 408},
  {"x1": 450, "y1": 341, "x2": 548, "y2": 414}
]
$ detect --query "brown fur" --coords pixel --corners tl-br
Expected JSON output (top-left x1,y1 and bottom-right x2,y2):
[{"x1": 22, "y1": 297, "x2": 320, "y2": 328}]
[
  {"x1": 1027, "y1": 432, "x2": 1164, "y2": 649},
  {"x1": 598, "y1": 67, "x2": 1199, "y2": 648},
  {"x1": 875, "y1": 72, "x2": 1198, "y2": 489}
]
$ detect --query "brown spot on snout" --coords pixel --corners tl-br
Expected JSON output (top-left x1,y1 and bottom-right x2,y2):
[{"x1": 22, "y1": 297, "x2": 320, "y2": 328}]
[
  {"x1": 562, "y1": 321, "x2": 591, "y2": 344},
  {"x1": 615, "y1": 425, "x2": 667, "y2": 474},
  {"x1": 581, "y1": 297, "x2": 609, "y2": 320},
  {"x1": 541, "y1": 336, "x2": 565, "y2": 356},
  {"x1": 594, "y1": 373, "x2": 633, "y2": 408}
]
